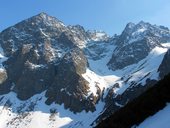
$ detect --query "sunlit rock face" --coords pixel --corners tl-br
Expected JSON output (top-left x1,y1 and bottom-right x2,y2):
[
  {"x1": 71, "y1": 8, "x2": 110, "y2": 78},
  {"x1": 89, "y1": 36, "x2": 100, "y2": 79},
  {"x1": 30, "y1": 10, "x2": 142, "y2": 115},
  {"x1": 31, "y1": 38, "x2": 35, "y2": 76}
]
[
  {"x1": 0, "y1": 69, "x2": 7, "y2": 84},
  {"x1": 108, "y1": 21, "x2": 170, "y2": 70},
  {"x1": 0, "y1": 13, "x2": 170, "y2": 128},
  {"x1": 0, "y1": 13, "x2": 104, "y2": 112}
]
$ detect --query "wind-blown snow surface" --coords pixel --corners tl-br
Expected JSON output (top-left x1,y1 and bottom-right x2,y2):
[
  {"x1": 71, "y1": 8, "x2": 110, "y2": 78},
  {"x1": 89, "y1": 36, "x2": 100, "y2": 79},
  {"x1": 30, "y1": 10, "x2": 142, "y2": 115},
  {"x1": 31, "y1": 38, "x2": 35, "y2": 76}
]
[{"x1": 136, "y1": 103, "x2": 170, "y2": 128}]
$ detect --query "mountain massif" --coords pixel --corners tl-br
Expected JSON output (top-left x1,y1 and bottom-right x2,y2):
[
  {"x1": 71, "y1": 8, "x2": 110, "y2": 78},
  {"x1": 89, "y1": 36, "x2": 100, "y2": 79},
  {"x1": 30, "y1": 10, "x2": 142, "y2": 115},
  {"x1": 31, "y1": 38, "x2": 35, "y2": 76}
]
[{"x1": 0, "y1": 13, "x2": 170, "y2": 128}]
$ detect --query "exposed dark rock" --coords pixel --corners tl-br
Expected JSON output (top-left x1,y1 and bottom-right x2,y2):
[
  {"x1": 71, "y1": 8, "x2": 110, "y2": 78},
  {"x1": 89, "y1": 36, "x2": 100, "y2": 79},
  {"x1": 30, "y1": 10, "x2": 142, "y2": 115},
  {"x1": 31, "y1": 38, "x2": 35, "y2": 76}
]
[
  {"x1": 0, "y1": 13, "x2": 100, "y2": 112},
  {"x1": 158, "y1": 49, "x2": 170, "y2": 79},
  {"x1": 94, "y1": 79, "x2": 157, "y2": 125},
  {"x1": 0, "y1": 13, "x2": 170, "y2": 117},
  {"x1": 0, "y1": 69, "x2": 7, "y2": 84},
  {"x1": 96, "y1": 73, "x2": 170, "y2": 128},
  {"x1": 45, "y1": 49, "x2": 98, "y2": 112},
  {"x1": 108, "y1": 21, "x2": 170, "y2": 70}
]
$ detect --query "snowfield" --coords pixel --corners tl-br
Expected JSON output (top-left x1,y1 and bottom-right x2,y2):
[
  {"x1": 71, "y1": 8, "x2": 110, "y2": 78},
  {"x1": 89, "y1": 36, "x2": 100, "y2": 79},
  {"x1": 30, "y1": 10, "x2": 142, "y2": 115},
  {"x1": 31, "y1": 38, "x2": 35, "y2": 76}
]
[
  {"x1": 0, "y1": 42, "x2": 169, "y2": 128},
  {"x1": 83, "y1": 44, "x2": 169, "y2": 97},
  {"x1": 0, "y1": 14, "x2": 170, "y2": 128},
  {"x1": 137, "y1": 103, "x2": 170, "y2": 128},
  {"x1": 0, "y1": 92, "x2": 105, "y2": 128}
]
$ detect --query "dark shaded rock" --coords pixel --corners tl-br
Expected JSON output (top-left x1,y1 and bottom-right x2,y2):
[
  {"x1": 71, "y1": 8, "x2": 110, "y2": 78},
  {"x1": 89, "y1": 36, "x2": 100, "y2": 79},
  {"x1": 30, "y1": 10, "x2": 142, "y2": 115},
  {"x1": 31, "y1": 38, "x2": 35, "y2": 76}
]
[
  {"x1": 2, "y1": 44, "x2": 56, "y2": 100},
  {"x1": 96, "y1": 73, "x2": 170, "y2": 128},
  {"x1": 1, "y1": 13, "x2": 169, "y2": 116},
  {"x1": 158, "y1": 49, "x2": 170, "y2": 79},
  {"x1": 108, "y1": 38, "x2": 157, "y2": 70},
  {"x1": 84, "y1": 39, "x2": 112, "y2": 60},
  {"x1": 108, "y1": 21, "x2": 170, "y2": 70},
  {"x1": 68, "y1": 25, "x2": 89, "y2": 42},
  {"x1": 113, "y1": 83, "x2": 120, "y2": 88},
  {"x1": 0, "y1": 12, "x2": 76, "y2": 57},
  {"x1": 0, "y1": 69, "x2": 7, "y2": 84},
  {"x1": 0, "y1": 13, "x2": 99, "y2": 112},
  {"x1": 0, "y1": 80, "x2": 12, "y2": 95},
  {"x1": 45, "y1": 49, "x2": 97, "y2": 112},
  {"x1": 95, "y1": 79, "x2": 157, "y2": 125}
]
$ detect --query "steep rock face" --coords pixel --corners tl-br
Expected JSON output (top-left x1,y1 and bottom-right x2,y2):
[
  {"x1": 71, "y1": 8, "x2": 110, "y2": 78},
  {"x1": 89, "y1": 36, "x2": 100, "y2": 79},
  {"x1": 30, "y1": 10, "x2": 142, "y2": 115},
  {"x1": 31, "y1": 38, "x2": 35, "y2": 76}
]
[
  {"x1": 45, "y1": 49, "x2": 98, "y2": 112},
  {"x1": 158, "y1": 49, "x2": 170, "y2": 79},
  {"x1": 2, "y1": 45, "x2": 56, "y2": 99},
  {"x1": 0, "y1": 12, "x2": 170, "y2": 128},
  {"x1": 0, "y1": 13, "x2": 71, "y2": 57},
  {"x1": 84, "y1": 39, "x2": 113, "y2": 60},
  {"x1": 0, "y1": 69, "x2": 7, "y2": 84},
  {"x1": 87, "y1": 30, "x2": 109, "y2": 41},
  {"x1": 0, "y1": 13, "x2": 101, "y2": 112},
  {"x1": 108, "y1": 21, "x2": 170, "y2": 70},
  {"x1": 68, "y1": 25, "x2": 89, "y2": 43}
]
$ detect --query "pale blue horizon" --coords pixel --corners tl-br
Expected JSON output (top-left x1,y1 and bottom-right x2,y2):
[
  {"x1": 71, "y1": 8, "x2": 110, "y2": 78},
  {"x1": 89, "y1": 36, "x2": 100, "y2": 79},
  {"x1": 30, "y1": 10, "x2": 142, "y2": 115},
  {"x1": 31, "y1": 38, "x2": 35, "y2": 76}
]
[{"x1": 1, "y1": 0, "x2": 170, "y2": 35}]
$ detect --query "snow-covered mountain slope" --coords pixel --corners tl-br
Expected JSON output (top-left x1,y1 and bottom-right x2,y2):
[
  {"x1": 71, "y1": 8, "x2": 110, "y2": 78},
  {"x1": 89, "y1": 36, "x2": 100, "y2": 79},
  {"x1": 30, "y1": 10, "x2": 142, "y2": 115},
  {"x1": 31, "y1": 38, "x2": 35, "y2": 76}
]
[
  {"x1": 0, "y1": 13, "x2": 170, "y2": 128},
  {"x1": 137, "y1": 103, "x2": 170, "y2": 128},
  {"x1": 1, "y1": 39, "x2": 168, "y2": 128},
  {"x1": 108, "y1": 21, "x2": 170, "y2": 70},
  {"x1": 0, "y1": 92, "x2": 105, "y2": 128},
  {"x1": 96, "y1": 71, "x2": 170, "y2": 128},
  {"x1": 83, "y1": 40, "x2": 170, "y2": 98}
]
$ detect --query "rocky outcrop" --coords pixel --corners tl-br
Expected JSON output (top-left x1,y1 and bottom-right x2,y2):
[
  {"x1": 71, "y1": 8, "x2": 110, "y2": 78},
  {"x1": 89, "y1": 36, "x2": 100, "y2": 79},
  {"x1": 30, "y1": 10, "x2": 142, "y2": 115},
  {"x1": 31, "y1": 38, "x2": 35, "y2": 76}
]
[
  {"x1": 0, "y1": 69, "x2": 7, "y2": 84},
  {"x1": 45, "y1": 49, "x2": 98, "y2": 112},
  {"x1": 0, "y1": 13, "x2": 101, "y2": 112},
  {"x1": 94, "y1": 79, "x2": 157, "y2": 125},
  {"x1": 0, "y1": 13, "x2": 170, "y2": 116},
  {"x1": 158, "y1": 49, "x2": 170, "y2": 79},
  {"x1": 97, "y1": 73, "x2": 170, "y2": 128},
  {"x1": 108, "y1": 21, "x2": 170, "y2": 70}
]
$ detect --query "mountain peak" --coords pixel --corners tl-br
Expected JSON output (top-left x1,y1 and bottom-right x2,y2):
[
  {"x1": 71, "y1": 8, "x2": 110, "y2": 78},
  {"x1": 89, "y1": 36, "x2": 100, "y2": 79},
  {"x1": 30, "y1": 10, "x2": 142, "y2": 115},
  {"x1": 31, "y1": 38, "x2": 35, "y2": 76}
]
[
  {"x1": 125, "y1": 21, "x2": 150, "y2": 32},
  {"x1": 138, "y1": 20, "x2": 147, "y2": 25},
  {"x1": 126, "y1": 22, "x2": 135, "y2": 29},
  {"x1": 36, "y1": 12, "x2": 49, "y2": 17},
  {"x1": 38, "y1": 12, "x2": 48, "y2": 16},
  {"x1": 32, "y1": 12, "x2": 62, "y2": 24},
  {"x1": 1, "y1": 12, "x2": 170, "y2": 128},
  {"x1": 136, "y1": 21, "x2": 151, "y2": 28},
  {"x1": 34, "y1": 12, "x2": 58, "y2": 22}
]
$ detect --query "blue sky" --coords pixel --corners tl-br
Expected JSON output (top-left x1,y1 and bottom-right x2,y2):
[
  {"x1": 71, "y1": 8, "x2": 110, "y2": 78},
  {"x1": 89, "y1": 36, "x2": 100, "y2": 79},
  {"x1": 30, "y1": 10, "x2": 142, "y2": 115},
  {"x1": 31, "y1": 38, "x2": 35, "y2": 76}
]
[{"x1": 0, "y1": 0, "x2": 170, "y2": 35}]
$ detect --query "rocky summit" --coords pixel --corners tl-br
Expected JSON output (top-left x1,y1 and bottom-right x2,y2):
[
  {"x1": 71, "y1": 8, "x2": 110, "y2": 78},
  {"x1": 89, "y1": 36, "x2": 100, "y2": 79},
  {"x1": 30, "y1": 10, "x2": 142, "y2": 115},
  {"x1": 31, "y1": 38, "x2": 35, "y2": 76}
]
[
  {"x1": 0, "y1": 13, "x2": 170, "y2": 128},
  {"x1": 108, "y1": 21, "x2": 170, "y2": 70},
  {"x1": 0, "y1": 12, "x2": 102, "y2": 113}
]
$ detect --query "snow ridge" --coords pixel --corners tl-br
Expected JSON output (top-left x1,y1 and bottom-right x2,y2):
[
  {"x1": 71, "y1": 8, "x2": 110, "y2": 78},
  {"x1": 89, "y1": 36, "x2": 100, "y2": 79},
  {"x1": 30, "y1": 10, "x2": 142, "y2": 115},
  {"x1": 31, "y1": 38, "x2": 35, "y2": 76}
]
[{"x1": 0, "y1": 14, "x2": 170, "y2": 128}]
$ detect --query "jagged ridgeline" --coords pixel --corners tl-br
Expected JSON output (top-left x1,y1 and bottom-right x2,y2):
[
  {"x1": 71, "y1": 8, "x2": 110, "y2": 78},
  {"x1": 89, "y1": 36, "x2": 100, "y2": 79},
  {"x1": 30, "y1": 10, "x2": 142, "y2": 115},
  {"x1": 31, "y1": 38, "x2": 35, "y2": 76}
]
[
  {"x1": 0, "y1": 13, "x2": 108, "y2": 112},
  {"x1": 0, "y1": 13, "x2": 170, "y2": 128}
]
